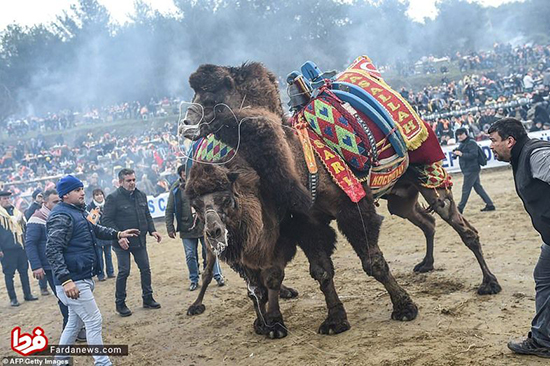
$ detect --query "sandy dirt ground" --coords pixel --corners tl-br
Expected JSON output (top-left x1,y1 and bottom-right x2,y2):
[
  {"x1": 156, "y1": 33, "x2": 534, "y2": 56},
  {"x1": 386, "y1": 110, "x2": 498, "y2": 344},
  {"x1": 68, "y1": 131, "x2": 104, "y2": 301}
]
[{"x1": 1, "y1": 167, "x2": 548, "y2": 365}]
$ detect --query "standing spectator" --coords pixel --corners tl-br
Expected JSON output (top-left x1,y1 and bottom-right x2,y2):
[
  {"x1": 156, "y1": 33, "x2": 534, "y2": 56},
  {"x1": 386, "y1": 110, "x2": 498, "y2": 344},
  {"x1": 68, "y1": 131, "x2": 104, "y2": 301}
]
[
  {"x1": 103, "y1": 168, "x2": 162, "y2": 317},
  {"x1": 24, "y1": 189, "x2": 50, "y2": 295},
  {"x1": 87, "y1": 189, "x2": 115, "y2": 281},
  {"x1": 452, "y1": 128, "x2": 495, "y2": 214},
  {"x1": 165, "y1": 165, "x2": 224, "y2": 291},
  {"x1": 85, "y1": 173, "x2": 101, "y2": 200},
  {"x1": 45, "y1": 175, "x2": 138, "y2": 365},
  {"x1": 524, "y1": 71, "x2": 535, "y2": 92},
  {"x1": 0, "y1": 190, "x2": 37, "y2": 306},
  {"x1": 25, "y1": 189, "x2": 43, "y2": 220},
  {"x1": 25, "y1": 189, "x2": 69, "y2": 328},
  {"x1": 488, "y1": 119, "x2": 550, "y2": 358}
]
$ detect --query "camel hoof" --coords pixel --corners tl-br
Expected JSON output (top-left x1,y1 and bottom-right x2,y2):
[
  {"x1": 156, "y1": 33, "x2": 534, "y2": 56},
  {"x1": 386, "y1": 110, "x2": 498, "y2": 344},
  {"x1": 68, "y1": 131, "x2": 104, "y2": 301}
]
[
  {"x1": 280, "y1": 285, "x2": 299, "y2": 299},
  {"x1": 391, "y1": 301, "x2": 418, "y2": 321},
  {"x1": 477, "y1": 279, "x2": 502, "y2": 295},
  {"x1": 318, "y1": 318, "x2": 351, "y2": 335},
  {"x1": 254, "y1": 318, "x2": 288, "y2": 339},
  {"x1": 187, "y1": 304, "x2": 206, "y2": 316},
  {"x1": 413, "y1": 261, "x2": 434, "y2": 273},
  {"x1": 268, "y1": 326, "x2": 287, "y2": 339}
]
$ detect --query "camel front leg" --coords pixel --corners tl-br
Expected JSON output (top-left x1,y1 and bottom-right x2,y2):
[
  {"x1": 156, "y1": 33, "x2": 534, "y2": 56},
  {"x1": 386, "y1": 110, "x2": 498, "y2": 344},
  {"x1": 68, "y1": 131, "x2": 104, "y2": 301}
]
[
  {"x1": 258, "y1": 265, "x2": 287, "y2": 339},
  {"x1": 186, "y1": 249, "x2": 217, "y2": 315}
]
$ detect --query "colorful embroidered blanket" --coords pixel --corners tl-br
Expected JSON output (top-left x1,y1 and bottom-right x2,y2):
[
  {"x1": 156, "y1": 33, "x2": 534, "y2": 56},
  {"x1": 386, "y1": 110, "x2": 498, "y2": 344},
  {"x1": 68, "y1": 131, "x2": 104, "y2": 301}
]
[
  {"x1": 302, "y1": 94, "x2": 372, "y2": 172},
  {"x1": 193, "y1": 134, "x2": 235, "y2": 163}
]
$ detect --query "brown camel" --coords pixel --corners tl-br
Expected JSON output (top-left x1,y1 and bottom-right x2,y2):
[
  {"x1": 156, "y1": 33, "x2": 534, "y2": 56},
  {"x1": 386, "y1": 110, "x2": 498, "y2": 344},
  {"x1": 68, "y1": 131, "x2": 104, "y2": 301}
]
[
  {"x1": 185, "y1": 157, "x2": 303, "y2": 338},
  {"x1": 181, "y1": 62, "x2": 501, "y2": 336}
]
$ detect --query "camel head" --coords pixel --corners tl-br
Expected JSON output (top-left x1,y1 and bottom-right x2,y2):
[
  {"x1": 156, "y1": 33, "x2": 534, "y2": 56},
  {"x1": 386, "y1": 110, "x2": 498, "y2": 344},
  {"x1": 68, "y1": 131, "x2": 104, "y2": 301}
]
[
  {"x1": 181, "y1": 62, "x2": 284, "y2": 140},
  {"x1": 184, "y1": 164, "x2": 240, "y2": 256}
]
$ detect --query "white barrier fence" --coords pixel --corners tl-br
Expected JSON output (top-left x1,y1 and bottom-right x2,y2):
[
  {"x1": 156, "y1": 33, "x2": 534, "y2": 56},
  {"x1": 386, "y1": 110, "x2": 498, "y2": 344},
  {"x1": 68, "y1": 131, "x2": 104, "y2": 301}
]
[
  {"x1": 147, "y1": 130, "x2": 550, "y2": 218},
  {"x1": 147, "y1": 192, "x2": 170, "y2": 219}
]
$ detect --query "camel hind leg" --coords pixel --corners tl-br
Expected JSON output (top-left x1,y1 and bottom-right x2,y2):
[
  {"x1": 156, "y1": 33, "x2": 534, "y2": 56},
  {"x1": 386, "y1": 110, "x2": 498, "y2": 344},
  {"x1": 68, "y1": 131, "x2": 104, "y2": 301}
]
[
  {"x1": 297, "y1": 217, "x2": 351, "y2": 334},
  {"x1": 336, "y1": 195, "x2": 418, "y2": 321},
  {"x1": 386, "y1": 186, "x2": 437, "y2": 273},
  {"x1": 418, "y1": 186, "x2": 502, "y2": 295}
]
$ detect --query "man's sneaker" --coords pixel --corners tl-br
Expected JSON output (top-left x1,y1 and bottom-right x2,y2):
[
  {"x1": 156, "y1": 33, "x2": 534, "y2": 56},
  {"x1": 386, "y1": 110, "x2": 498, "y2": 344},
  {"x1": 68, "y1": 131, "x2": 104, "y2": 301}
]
[
  {"x1": 143, "y1": 297, "x2": 161, "y2": 309},
  {"x1": 508, "y1": 333, "x2": 550, "y2": 358},
  {"x1": 97, "y1": 277, "x2": 106, "y2": 282},
  {"x1": 10, "y1": 299, "x2": 20, "y2": 307},
  {"x1": 189, "y1": 282, "x2": 198, "y2": 291},
  {"x1": 24, "y1": 295, "x2": 38, "y2": 301},
  {"x1": 481, "y1": 205, "x2": 496, "y2": 212},
  {"x1": 76, "y1": 328, "x2": 87, "y2": 342},
  {"x1": 40, "y1": 288, "x2": 50, "y2": 296},
  {"x1": 107, "y1": 275, "x2": 116, "y2": 279},
  {"x1": 216, "y1": 277, "x2": 225, "y2": 287},
  {"x1": 116, "y1": 303, "x2": 133, "y2": 317}
]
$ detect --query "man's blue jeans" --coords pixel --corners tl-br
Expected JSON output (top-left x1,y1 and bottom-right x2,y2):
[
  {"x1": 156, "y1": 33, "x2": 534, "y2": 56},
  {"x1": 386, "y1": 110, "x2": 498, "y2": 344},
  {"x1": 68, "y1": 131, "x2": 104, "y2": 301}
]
[
  {"x1": 183, "y1": 237, "x2": 222, "y2": 284},
  {"x1": 95, "y1": 244, "x2": 114, "y2": 279},
  {"x1": 56, "y1": 279, "x2": 111, "y2": 366},
  {"x1": 531, "y1": 242, "x2": 550, "y2": 348}
]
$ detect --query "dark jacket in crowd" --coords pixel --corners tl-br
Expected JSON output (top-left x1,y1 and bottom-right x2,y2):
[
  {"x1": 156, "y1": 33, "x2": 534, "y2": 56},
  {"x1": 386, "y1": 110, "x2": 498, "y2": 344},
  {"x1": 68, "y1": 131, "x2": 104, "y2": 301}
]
[
  {"x1": 456, "y1": 136, "x2": 482, "y2": 174},
  {"x1": 102, "y1": 187, "x2": 156, "y2": 249},
  {"x1": 24, "y1": 201, "x2": 41, "y2": 221},
  {"x1": 45, "y1": 202, "x2": 119, "y2": 285},
  {"x1": 165, "y1": 179, "x2": 204, "y2": 239},
  {"x1": 25, "y1": 207, "x2": 51, "y2": 271},
  {"x1": 0, "y1": 206, "x2": 25, "y2": 252},
  {"x1": 511, "y1": 137, "x2": 550, "y2": 245}
]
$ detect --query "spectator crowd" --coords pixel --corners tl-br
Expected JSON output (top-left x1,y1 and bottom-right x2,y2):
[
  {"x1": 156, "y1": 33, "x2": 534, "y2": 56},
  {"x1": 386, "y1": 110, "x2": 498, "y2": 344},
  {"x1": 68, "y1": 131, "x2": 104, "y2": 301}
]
[
  {"x1": 2, "y1": 42, "x2": 550, "y2": 209},
  {"x1": 396, "y1": 43, "x2": 550, "y2": 145},
  {"x1": 5, "y1": 97, "x2": 179, "y2": 137},
  {"x1": 0, "y1": 120, "x2": 188, "y2": 212}
]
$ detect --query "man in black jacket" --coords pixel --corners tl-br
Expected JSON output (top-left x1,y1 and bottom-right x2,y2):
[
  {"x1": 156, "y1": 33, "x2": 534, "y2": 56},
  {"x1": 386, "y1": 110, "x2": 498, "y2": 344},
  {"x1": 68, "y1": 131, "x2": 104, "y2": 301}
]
[
  {"x1": 0, "y1": 191, "x2": 37, "y2": 306},
  {"x1": 489, "y1": 118, "x2": 550, "y2": 358},
  {"x1": 166, "y1": 165, "x2": 224, "y2": 291},
  {"x1": 103, "y1": 168, "x2": 162, "y2": 316},
  {"x1": 45, "y1": 175, "x2": 138, "y2": 365},
  {"x1": 453, "y1": 128, "x2": 495, "y2": 213}
]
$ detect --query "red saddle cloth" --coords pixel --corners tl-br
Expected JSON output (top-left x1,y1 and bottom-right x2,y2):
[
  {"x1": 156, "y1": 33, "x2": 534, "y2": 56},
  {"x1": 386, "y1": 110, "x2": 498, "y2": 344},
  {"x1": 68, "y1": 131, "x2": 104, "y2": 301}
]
[{"x1": 407, "y1": 122, "x2": 445, "y2": 164}]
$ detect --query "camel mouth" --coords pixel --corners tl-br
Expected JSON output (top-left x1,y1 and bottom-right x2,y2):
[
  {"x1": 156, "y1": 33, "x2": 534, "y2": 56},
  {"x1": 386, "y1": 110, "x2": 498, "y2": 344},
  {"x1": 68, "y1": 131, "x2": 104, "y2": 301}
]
[
  {"x1": 205, "y1": 225, "x2": 229, "y2": 256},
  {"x1": 206, "y1": 235, "x2": 228, "y2": 256},
  {"x1": 180, "y1": 124, "x2": 202, "y2": 140}
]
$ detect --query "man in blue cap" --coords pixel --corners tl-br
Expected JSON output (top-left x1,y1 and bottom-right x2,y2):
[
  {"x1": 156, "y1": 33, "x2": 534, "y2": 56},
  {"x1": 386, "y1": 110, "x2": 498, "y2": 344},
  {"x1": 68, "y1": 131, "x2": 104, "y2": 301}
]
[{"x1": 46, "y1": 175, "x2": 139, "y2": 366}]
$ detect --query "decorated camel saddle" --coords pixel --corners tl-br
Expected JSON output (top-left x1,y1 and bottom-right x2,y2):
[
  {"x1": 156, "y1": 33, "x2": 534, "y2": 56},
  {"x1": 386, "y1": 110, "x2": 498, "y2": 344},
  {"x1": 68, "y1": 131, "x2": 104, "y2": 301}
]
[
  {"x1": 287, "y1": 55, "x2": 449, "y2": 201},
  {"x1": 190, "y1": 56, "x2": 450, "y2": 202}
]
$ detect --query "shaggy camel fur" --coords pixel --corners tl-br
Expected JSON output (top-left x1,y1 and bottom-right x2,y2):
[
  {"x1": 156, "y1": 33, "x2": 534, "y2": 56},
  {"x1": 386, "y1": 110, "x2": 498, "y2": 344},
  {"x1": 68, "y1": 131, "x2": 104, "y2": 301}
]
[{"x1": 185, "y1": 158, "x2": 300, "y2": 338}]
